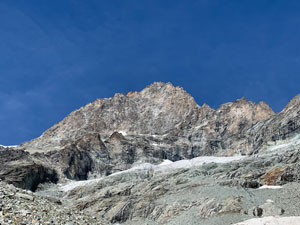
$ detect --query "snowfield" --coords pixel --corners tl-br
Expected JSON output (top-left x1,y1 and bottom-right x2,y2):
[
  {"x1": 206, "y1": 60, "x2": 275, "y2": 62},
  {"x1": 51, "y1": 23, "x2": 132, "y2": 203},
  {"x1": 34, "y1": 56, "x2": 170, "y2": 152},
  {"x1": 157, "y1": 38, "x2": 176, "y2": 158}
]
[
  {"x1": 156, "y1": 156, "x2": 246, "y2": 171},
  {"x1": 59, "y1": 178, "x2": 103, "y2": 192},
  {"x1": 234, "y1": 216, "x2": 300, "y2": 225},
  {"x1": 0, "y1": 144, "x2": 18, "y2": 148},
  {"x1": 112, "y1": 155, "x2": 246, "y2": 176},
  {"x1": 59, "y1": 155, "x2": 246, "y2": 192}
]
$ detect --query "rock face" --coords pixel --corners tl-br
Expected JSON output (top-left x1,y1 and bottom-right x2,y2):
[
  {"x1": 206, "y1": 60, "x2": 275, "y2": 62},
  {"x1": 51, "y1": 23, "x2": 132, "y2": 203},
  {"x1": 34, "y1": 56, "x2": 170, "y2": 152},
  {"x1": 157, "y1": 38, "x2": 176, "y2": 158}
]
[
  {"x1": 0, "y1": 181, "x2": 107, "y2": 225},
  {"x1": 1, "y1": 82, "x2": 300, "y2": 225},
  {"x1": 18, "y1": 82, "x2": 287, "y2": 180},
  {"x1": 58, "y1": 146, "x2": 300, "y2": 225},
  {"x1": 0, "y1": 148, "x2": 58, "y2": 191},
  {"x1": 22, "y1": 82, "x2": 201, "y2": 150},
  {"x1": 2, "y1": 82, "x2": 300, "y2": 185},
  {"x1": 250, "y1": 94, "x2": 300, "y2": 153},
  {"x1": 22, "y1": 82, "x2": 275, "y2": 156}
]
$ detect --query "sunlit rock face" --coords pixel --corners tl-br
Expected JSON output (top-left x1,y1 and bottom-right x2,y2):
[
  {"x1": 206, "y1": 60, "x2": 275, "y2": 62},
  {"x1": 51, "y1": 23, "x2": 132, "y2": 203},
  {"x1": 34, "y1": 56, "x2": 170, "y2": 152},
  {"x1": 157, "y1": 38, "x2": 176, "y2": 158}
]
[
  {"x1": 22, "y1": 82, "x2": 274, "y2": 153},
  {"x1": 13, "y1": 82, "x2": 299, "y2": 182},
  {"x1": 21, "y1": 82, "x2": 202, "y2": 150}
]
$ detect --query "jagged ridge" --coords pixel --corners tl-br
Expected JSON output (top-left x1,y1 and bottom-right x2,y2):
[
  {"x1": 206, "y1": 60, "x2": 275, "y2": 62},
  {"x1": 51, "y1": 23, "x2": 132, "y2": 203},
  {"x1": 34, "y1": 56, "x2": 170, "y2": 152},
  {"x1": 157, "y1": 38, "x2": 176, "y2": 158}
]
[{"x1": 1, "y1": 82, "x2": 295, "y2": 183}]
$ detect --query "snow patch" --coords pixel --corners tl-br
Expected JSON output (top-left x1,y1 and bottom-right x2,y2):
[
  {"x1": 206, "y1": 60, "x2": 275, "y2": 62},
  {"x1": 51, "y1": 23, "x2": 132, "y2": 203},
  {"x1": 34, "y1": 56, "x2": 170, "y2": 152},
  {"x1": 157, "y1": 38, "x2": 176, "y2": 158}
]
[
  {"x1": 151, "y1": 143, "x2": 165, "y2": 147},
  {"x1": 109, "y1": 163, "x2": 154, "y2": 177},
  {"x1": 0, "y1": 144, "x2": 18, "y2": 148},
  {"x1": 155, "y1": 156, "x2": 246, "y2": 172},
  {"x1": 60, "y1": 178, "x2": 103, "y2": 192},
  {"x1": 258, "y1": 185, "x2": 282, "y2": 190},
  {"x1": 118, "y1": 130, "x2": 127, "y2": 136},
  {"x1": 234, "y1": 216, "x2": 300, "y2": 225},
  {"x1": 59, "y1": 156, "x2": 246, "y2": 192},
  {"x1": 159, "y1": 160, "x2": 173, "y2": 166},
  {"x1": 110, "y1": 156, "x2": 246, "y2": 176}
]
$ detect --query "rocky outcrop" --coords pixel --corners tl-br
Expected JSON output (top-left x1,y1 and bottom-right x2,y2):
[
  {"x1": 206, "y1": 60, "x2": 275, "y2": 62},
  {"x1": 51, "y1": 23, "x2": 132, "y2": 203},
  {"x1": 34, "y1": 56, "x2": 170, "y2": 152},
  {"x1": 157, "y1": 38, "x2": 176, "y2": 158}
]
[
  {"x1": 198, "y1": 197, "x2": 243, "y2": 218},
  {"x1": 0, "y1": 148, "x2": 58, "y2": 191},
  {"x1": 250, "y1": 94, "x2": 300, "y2": 154},
  {"x1": 187, "y1": 98, "x2": 275, "y2": 156},
  {"x1": 31, "y1": 133, "x2": 110, "y2": 180},
  {"x1": 249, "y1": 200, "x2": 284, "y2": 217},
  {"x1": 0, "y1": 181, "x2": 108, "y2": 225}
]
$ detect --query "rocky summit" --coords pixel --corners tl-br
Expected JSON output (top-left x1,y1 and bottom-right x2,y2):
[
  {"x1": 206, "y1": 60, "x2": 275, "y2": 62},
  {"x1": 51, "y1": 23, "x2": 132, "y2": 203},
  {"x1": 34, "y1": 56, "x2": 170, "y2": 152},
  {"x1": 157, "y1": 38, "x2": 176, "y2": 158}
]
[{"x1": 1, "y1": 82, "x2": 300, "y2": 225}]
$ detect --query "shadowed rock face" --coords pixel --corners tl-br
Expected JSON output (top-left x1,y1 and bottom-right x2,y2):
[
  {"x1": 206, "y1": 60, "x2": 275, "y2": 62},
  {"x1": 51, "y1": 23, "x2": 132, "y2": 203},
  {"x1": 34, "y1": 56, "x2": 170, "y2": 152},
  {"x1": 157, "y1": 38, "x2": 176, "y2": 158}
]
[
  {"x1": 0, "y1": 148, "x2": 58, "y2": 191},
  {"x1": 9, "y1": 82, "x2": 299, "y2": 182}
]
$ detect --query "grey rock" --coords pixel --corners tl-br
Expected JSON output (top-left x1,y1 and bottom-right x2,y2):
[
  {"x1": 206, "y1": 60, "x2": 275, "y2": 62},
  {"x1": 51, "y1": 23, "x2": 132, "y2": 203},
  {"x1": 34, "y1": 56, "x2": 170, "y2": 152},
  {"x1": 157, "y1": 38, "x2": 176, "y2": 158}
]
[
  {"x1": 0, "y1": 148, "x2": 58, "y2": 191},
  {"x1": 259, "y1": 200, "x2": 285, "y2": 216},
  {"x1": 106, "y1": 201, "x2": 132, "y2": 223},
  {"x1": 249, "y1": 200, "x2": 284, "y2": 217},
  {"x1": 18, "y1": 82, "x2": 281, "y2": 183},
  {"x1": 198, "y1": 197, "x2": 243, "y2": 218},
  {"x1": 251, "y1": 207, "x2": 263, "y2": 217},
  {"x1": 1, "y1": 82, "x2": 300, "y2": 225},
  {"x1": 16, "y1": 193, "x2": 34, "y2": 201},
  {"x1": 65, "y1": 222, "x2": 76, "y2": 225}
]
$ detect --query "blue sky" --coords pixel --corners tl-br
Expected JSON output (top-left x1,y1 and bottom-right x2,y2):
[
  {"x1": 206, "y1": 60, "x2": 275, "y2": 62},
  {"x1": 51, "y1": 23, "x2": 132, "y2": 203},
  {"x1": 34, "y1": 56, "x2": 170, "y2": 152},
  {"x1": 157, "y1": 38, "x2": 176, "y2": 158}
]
[{"x1": 1, "y1": 0, "x2": 300, "y2": 145}]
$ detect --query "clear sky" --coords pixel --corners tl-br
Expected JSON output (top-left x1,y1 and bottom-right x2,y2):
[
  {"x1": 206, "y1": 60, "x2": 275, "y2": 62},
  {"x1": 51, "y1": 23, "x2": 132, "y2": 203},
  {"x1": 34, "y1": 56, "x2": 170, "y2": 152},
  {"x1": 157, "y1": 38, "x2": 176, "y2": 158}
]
[{"x1": 0, "y1": 0, "x2": 300, "y2": 145}]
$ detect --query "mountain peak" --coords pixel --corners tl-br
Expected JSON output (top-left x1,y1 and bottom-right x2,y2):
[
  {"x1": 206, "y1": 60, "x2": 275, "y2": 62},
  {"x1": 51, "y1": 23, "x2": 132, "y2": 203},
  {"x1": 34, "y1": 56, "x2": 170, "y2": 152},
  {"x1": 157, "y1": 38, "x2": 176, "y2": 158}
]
[
  {"x1": 143, "y1": 81, "x2": 174, "y2": 89},
  {"x1": 22, "y1": 82, "x2": 200, "y2": 151},
  {"x1": 20, "y1": 82, "x2": 285, "y2": 156},
  {"x1": 140, "y1": 82, "x2": 187, "y2": 96},
  {"x1": 284, "y1": 94, "x2": 300, "y2": 111}
]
